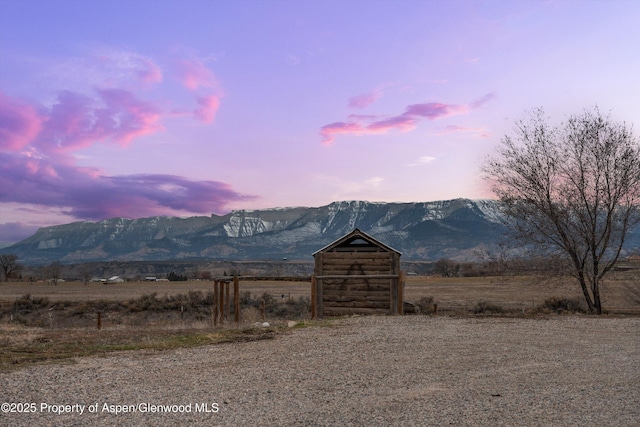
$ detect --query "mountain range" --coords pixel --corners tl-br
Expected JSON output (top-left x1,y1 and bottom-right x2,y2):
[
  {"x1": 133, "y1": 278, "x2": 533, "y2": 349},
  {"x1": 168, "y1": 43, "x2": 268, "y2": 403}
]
[{"x1": 3, "y1": 199, "x2": 638, "y2": 266}]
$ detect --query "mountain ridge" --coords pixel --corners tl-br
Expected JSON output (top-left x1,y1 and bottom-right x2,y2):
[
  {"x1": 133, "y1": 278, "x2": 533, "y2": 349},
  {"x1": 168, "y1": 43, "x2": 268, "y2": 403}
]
[
  {"x1": 2, "y1": 199, "x2": 508, "y2": 265},
  {"x1": 4, "y1": 198, "x2": 637, "y2": 266}
]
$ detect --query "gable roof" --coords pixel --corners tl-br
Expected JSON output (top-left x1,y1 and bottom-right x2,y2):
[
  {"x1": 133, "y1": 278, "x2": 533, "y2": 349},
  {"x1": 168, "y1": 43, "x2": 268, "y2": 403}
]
[{"x1": 312, "y1": 228, "x2": 401, "y2": 256}]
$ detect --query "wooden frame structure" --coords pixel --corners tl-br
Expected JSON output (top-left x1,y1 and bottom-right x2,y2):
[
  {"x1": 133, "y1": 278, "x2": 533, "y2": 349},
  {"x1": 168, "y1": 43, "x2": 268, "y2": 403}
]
[
  {"x1": 311, "y1": 228, "x2": 404, "y2": 318},
  {"x1": 213, "y1": 276, "x2": 240, "y2": 325}
]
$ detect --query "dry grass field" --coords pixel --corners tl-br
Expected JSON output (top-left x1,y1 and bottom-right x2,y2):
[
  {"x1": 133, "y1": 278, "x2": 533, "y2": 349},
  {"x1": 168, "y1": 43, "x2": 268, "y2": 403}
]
[
  {"x1": 0, "y1": 271, "x2": 638, "y2": 372},
  {"x1": 1, "y1": 270, "x2": 638, "y2": 312}
]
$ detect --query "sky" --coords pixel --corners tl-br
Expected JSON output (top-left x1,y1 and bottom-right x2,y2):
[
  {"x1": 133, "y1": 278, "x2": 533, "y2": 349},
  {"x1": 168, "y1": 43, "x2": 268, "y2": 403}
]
[{"x1": 1, "y1": 0, "x2": 639, "y2": 244}]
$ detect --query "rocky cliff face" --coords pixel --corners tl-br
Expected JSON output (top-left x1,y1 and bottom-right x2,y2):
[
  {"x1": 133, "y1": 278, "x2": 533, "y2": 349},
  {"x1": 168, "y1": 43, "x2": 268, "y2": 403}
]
[{"x1": 2, "y1": 199, "x2": 514, "y2": 265}]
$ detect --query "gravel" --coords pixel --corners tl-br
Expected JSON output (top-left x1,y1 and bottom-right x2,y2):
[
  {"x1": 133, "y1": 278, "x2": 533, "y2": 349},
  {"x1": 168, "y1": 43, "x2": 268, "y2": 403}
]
[{"x1": 1, "y1": 316, "x2": 639, "y2": 426}]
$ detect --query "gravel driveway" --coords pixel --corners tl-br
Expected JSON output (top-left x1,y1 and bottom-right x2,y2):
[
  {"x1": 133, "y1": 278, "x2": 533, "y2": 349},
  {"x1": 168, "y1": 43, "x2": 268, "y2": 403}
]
[{"x1": 1, "y1": 316, "x2": 638, "y2": 426}]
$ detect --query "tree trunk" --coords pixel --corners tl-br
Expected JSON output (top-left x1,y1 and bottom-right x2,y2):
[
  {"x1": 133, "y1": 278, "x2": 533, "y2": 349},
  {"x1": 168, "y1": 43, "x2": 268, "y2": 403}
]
[
  {"x1": 578, "y1": 273, "x2": 596, "y2": 314},
  {"x1": 592, "y1": 258, "x2": 603, "y2": 315},
  {"x1": 592, "y1": 277, "x2": 603, "y2": 315}
]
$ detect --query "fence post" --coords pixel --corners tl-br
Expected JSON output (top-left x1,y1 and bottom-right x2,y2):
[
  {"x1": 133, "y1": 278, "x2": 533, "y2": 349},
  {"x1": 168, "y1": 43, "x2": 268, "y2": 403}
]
[
  {"x1": 97, "y1": 312, "x2": 102, "y2": 330},
  {"x1": 219, "y1": 280, "x2": 225, "y2": 325},
  {"x1": 234, "y1": 275, "x2": 240, "y2": 323},
  {"x1": 260, "y1": 299, "x2": 266, "y2": 321},
  {"x1": 311, "y1": 274, "x2": 316, "y2": 319},
  {"x1": 225, "y1": 281, "x2": 230, "y2": 322},
  {"x1": 398, "y1": 271, "x2": 405, "y2": 315},
  {"x1": 213, "y1": 281, "x2": 219, "y2": 326}
]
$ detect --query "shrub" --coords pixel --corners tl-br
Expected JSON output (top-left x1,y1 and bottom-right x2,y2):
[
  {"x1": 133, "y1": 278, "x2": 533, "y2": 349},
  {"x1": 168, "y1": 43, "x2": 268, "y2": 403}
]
[
  {"x1": 271, "y1": 297, "x2": 310, "y2": 319},
  {"x1": 238, "y1": 291, "x2": 310, "y2": 319},
  {"x1": 12, "y1": 294, "x2": 50, "y2": 314},
  {"x1": 543, "y1": 297, "x2": 586, "y2": 313},
  {"x1": 472, "y1": 300, "x2": 505, "y2": 314},
  {"x1": 239, "y1": 291, "x2": 257, "y2": 307},
  {"x1": 126, "y1": 293, "x2": 167, "y2": 312},
  {"x1": 415, "y1": 296, "x2": 435, "y2": 315}
]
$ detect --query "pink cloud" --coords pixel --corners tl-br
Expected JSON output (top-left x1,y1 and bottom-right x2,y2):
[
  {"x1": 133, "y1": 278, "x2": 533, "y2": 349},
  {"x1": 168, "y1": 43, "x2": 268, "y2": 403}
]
[
  {"x1": 319, "y1": 115, "x2": 418, "y2": 144},
  {"x1": 470, "y1": 92, "x2": 496, "y2": 109},
  {"x1": 436, "y1": 125, "x2": 474, "y2": 134},
  {"x1": 434, "y1": 124, "x2": 490, "y2": 138},
  {"x1": 348, "y1": 92, "x2": 380, "y2": 109},
  {"x1": 0, "y1": 93, "x2": 43, "y2": 151},
  {"x1": 0, "y1": 49, "x2": 239, "y2": 224},
  {"x1": 403, "y1": 102, "x2": 467, "y2": 119},
  {"x1": 320, "y1": 122, "x2": 364, "y2": 144},
  {"x1": 348, "y1": 113, "x2": 379, "y2": 121},
  {"x1": 174, "y1": 58, "x2": 222, "y2": 120},
  {"x1": 319, "y1": 102, "x2": 461, "y2": 144},
  {"x1": 136, "y1": 58, "x2": 163, "y2": 84},
  {"x1": 0, "y1": 153, "x2": 254, "y2": 220},
  {"x1": 320, "y1": 93, "x2": 494, "y2": 144},
  {"x1": 97, "y1": 88, "x2": 163, "y2": 143},
  {"x1": 367, "y1": 115, "x2": 417, "y2": 133},
  {"x1": 177, "y1": 59, "x2": 216, "y2": 90},
  {"x1": 33, "y1": 89, "x2": 163, "y2": 153},
  {"x1": 194, "y1": 94, "x2": 221, "y2": 123}
]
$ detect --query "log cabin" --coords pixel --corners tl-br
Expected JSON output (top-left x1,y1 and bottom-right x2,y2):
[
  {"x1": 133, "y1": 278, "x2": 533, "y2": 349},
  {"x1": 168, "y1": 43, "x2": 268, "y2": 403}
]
[{"x1": 312, "y1": 228, "x2": 404, "y2": 318}]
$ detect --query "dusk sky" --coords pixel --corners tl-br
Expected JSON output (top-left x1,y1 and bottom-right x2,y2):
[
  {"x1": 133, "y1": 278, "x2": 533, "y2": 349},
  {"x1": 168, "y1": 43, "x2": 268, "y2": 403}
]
[{"x1": 1, "y1": 0, "x2": 639, "y2": 244}]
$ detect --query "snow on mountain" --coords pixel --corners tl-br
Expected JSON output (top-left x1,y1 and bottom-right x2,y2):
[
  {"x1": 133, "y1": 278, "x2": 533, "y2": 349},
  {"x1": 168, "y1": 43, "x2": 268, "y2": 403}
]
[{"x1": 1, "y1": 199, "x2": 516, "y2": 265}]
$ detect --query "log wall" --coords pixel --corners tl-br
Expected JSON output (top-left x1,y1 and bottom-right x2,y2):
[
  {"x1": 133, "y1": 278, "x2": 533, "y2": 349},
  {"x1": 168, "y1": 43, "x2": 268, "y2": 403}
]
[{"x1": 313, "y1": 250, "x2": 402, "y2": 317}]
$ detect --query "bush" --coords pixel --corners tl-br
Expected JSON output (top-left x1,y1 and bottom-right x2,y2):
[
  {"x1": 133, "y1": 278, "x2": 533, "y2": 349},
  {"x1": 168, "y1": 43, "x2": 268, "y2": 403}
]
[
  {"x1": 12, "y1": 294, "x2": 50, "y2": 314},
  {"x1": 238, "y1": 291, "x2": 310, "y2": 319},
  {"x1": 126, "y1": 293, "x2": 168, "y2": 312},
  {"x1": 472, "y1": 300, "x2": 505, "y2": 314},
  {"x1": 271, "y1": 296, "x2": 311, "y2": 319},
  {"x1": 415, "y1": 296, "x2": 435, "y2": 315},
  {"x1": 543, "y1": 297, "x2": 586, "y2": 313}
]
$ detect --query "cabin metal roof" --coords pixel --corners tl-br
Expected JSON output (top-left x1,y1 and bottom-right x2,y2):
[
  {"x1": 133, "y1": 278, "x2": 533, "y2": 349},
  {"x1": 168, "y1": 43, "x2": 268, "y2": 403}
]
[{"x1": 312, "y1": 228, "x2": 401, "y2": 256}]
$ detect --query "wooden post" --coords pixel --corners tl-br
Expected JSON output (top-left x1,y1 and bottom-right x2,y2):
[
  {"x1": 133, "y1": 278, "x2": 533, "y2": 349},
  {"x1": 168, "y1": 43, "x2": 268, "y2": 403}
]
[
  {"x1": 260, "y1": 299, "x2": 266, "y2": 321},
  {"x1": 225, "y1": 281, "x2": 230, "y2": 322},
  {"x1": 234, "y1": 275, "x2": 240, "y2": 323},
  {"x1": 390, "y1": 253, "x2": 399, "y2": 315},
  {"x1": 213, "y1": 281, "x2": 219, "y2": 326},
  {"x1": 97, "y1": 312, "x2": 102, "y2": 330},
  {"x1": 314, "y1": 253, "x2": 323, "y2": 319},
  {"x1": 311, "y1": 274, "x2": 316, "y2": 319},
  {"x1": 433, "y1": 303, "x2": 438, "y2": 316},
  {"x1": 219, "y1": 280, "x2": 225, "y2": 325},
  {"x1": 397, "y1": 270, "x2": 405, "y2": 315}
]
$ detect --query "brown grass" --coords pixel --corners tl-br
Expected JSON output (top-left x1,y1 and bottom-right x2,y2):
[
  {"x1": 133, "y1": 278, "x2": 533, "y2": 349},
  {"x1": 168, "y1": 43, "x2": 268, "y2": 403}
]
[
  {"x1": 1, "y1": 271, "x2": 637, "y2": 371},
  {"x1": 0, "y1": 279, "x2": 311, "y2": 302},
  {"x1": 2, "y1": 271, "x2": 637, "y2": 311},
  {"x1": 404, "y1": 272, "x2": 639, "y2": 314},
  {"x1": 0, "y1": 321, "x2": 291, "y2": 372}
]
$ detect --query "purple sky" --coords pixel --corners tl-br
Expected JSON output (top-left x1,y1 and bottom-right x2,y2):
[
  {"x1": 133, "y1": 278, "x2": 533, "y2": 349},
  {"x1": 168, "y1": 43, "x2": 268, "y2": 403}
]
[{"x1": 1, "y1": 0, "x2": 639, "y2": 244}]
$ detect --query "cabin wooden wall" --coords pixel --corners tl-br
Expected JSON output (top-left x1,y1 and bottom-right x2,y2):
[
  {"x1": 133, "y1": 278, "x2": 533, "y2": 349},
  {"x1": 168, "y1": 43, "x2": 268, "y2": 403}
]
[{"x1": 313, "y1": 250, "x2": 402, "y2": 317}]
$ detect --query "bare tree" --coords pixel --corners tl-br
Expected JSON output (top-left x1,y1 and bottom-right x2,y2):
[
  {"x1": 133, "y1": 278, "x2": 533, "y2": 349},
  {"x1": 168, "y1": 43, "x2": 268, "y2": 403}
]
[
  {"x1": 484, "y1": 107, "x2": 640, "y2": 314},
  {"x1": 0, "y1": 254, "x2": 23, "y2": 281},
  {"x1": 80, "y1": 265, "x2": 93, "y2": 286},
  {"x1": 432, "y1": 258, "x2": 460, "y2": 277},
  {"x1": 47, "y1": 261, "x2": 62, "y2": 286}
]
